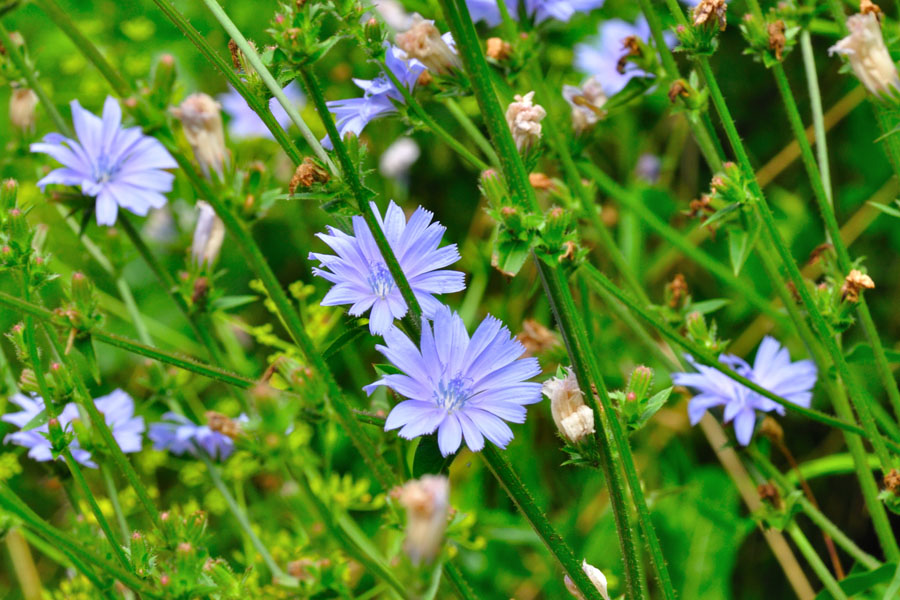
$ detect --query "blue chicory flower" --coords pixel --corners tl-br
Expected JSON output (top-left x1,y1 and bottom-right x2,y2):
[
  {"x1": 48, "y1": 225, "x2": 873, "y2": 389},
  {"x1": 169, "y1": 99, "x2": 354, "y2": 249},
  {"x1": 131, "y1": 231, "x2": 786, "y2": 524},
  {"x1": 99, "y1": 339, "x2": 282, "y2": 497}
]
[
  {"x1": 2, "y1": 389, "x2": 144, "y2": 467},
  {"x1": 672, "y1": 337, "x2": 817, "y2": 445},
  {"x1": 322, "y1": 43, "x2": 426, "y2": 150},
  {"x1": 467, "y1": 0, "x2": 604, "y2": 27},
  {"x1": 218, "y1": 81, "x2": 305, "y2": 140},
  {"x1": 574, "y1": 17, "x2": 676, "y2": 97},
  {"x1": 30, "y1": 96, "x2": 177, "y2": 226},
  {"x1": 148, "y1": 412, "x2": 238, "y2": 461},
  {"x1": 365, "y1": 306, "x2": 542, "y2": 456},
  {"x1": 309, "y1": 200, "x2": 465, "y2": 335}
]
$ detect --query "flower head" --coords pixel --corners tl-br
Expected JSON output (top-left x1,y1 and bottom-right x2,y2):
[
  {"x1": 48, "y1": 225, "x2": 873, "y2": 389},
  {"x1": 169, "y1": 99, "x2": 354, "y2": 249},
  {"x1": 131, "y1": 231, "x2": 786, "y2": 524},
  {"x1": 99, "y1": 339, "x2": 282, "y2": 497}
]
[
  {"x1": 10, "y1": 88, "x2": 38, "y2": 132},
  {"x1": 171, "y1": 93, "x2": 227, "y2": 177},
  {"x1": 396, "y1": 475, "x2": 449, "y2": 565},
  {"x1": 365, "y1": 306, "x2": 542, "y2": 456},
  {"x1": 506, "y1": 91, "x2": 546, "y2": 152},
  {"x1": 562, "y1": 77, "x2": 607, "y2": 134},
  {"x1": 309, "y1": 200, "x2": 465, "y2": 335},
  {"x1": 829, "y1": 12, "x2": 900, "y2": 98},
  {"x1": 395, "y1": 17, "x2": 460, "y2": 75},
  {"x1": 543, "y1": 368, "x2": 595, "y2": 443},
  {"x1": 467, "y1": 0, "x2": 603, "y2": 27},
  {"x1": 218, "y1": 81, "x2": 305, "y2": 140},
  {"x1": 30, "y1": 97, "x2": 177, "y2": 226},
  {"x1": 148, "y1": 412, "x2": 236, "y2": 460},
  {"x1": 672, "y1": 337, "x2": 816, "y2": 445}
]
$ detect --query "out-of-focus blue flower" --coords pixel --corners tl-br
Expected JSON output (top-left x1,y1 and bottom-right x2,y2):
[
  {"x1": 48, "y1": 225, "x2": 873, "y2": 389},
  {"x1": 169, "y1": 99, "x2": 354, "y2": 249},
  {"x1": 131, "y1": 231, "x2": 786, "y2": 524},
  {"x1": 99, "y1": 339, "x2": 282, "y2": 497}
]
[
  {"x1": 2, "y1": 389, "x2": 144, "y2": 467},
  {"x1": 218, "y1": 81, "x2": 305, "y2": 140},
  {"x1": 148, "y1": 412, "x2": 236, "y2": 460},
  {"x1": 322, "y1": 44, "x2": 426, "y2": 150},
  {"x1": 467, "y1": 0, "x2": 604, "y2": 26},
  {"x1": 365, "y1": 306, "x2": 542, "y2": 456},
  {"x1": 672, "y1": 337, "x2": 817, "y2": 445},
  {"x1": 309, "y1": 200, "x2": 465, "y2": 335},
  {"x1": 31, "y1": 97, "x2": 177, "y2": 226},
  {"x1": 574, "y1": 17, "x2": 676, "y2": 97}
]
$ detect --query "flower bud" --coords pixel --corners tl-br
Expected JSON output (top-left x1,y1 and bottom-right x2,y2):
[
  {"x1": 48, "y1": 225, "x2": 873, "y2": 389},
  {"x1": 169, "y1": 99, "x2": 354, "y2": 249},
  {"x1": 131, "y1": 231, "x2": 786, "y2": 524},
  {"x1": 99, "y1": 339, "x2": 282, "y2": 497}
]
[
  {"x1": 289, "y1": 157, "x2": 330, "y2": 194},
  {"x1": 543, "y1": 369, "x2": 595, "y2": 444},
  {"x1": 1, "y1": 178, "x2": 17, "y2": 212},
  {"x1": 9, "y1": 88, "x2": 38, "y2": 132},
  {"x1": 7, "y1": 208, "x2": 29, "y2": 247},
  {"x1": 171, "y1": 93, "x2": 227, "y2": 178},
  {"x1": 562, "y1": 77, "x2": 606, "y2": 134},
  {"x1": 626, "y1": 365, "x2": 653, "y2": 402},
  {"x1": 191, "y1": 201, "x2": 225, "y2": 268},
  {"x1": 829, "y1": 12, "x2": 900, "y2": 98},
  {"x1": 397, "y1": 475, "x2": 450, "y2": 565},
  {"x1": 395, "y1": 16, "x2": 460, "y2": 75},
  {"x1": 71, "y1": 272, "x2": 94, "y2": 312},
  {"x1": 505, "y1": 91, "x2": 546, "y2": 153},
  {"x1": 565, "y1": 559, "x2": 611, "y2": 600},
  {"x1": 685, "y1": 311, "x2": 708, "y2": 341},
  {"x1": 479, "y1": 169, "x2": 508, "y2": 206},
  {"x1": 152, "y1": 54, "x2": 177, "y2": 105}
]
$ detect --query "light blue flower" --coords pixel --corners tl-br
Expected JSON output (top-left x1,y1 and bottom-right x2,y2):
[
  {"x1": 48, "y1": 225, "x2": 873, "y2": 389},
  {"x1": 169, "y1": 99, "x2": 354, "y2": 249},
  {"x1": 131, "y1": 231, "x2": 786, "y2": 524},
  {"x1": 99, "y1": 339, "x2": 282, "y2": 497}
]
[
  {"x1": 467, "y1": 0, "x2": 604, "y2": 26},
  {"x1": 218, "y1": 81, "x2": 305, "y2": 140},
  {"x1": 672, "y1": 337, "x2": 817, "y2": 445},
  {"x1": 31, "y1": 97, "x2": 177, "y2": 226},
  {"x1": 148, "y1": 412, "x2": 237, "y2": 461},
  {"x1": 365, "y1": 306, "x2": 542, "y2": 456}
]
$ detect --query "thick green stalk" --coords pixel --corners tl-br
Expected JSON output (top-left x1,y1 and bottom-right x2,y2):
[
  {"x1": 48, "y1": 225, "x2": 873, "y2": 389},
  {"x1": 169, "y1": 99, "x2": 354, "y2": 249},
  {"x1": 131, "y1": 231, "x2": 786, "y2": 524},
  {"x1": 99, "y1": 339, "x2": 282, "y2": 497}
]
[
  {"x1": 786, "y1": 523, "x2": 848, "y2": 599},
  {"x1": 199, "y1": 0, "x2": 335, "y2": 171}
]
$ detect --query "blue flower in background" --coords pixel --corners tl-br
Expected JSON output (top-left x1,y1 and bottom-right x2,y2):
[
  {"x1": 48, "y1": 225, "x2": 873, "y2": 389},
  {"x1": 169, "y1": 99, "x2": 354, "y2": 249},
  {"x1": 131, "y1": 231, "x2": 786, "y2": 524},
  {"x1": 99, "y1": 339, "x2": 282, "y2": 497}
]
[
  {"x1": 148, "y1": 412, "x2": 236, "y2": 460},
  {"x1": 672, "y1": 337, "x2": 817, "y2": 445},
  {"x1": 467, "y1": 0, "x2": 604, "y2": 26},
  {"x1": 309, "y1": 200, "x2": 465, "y2": 335},
  {"x1": 2, "y1": 389, "x2": 144, "y2": 467},
  {"x1": 365, "y1": 306, "x2": 542, "y2": 456},
  {"x1": 574, "y1": 17, "x2": 675, "y2": 97},
  {"x1": 322, "y1": 44, "x2": 426, "y2": 149},
  {"x1": 31, "y1": 96, "x2": 177, "y2": 226},
  {"x1": 218, "y1": 81, "x2": 305, "y2": 140}
]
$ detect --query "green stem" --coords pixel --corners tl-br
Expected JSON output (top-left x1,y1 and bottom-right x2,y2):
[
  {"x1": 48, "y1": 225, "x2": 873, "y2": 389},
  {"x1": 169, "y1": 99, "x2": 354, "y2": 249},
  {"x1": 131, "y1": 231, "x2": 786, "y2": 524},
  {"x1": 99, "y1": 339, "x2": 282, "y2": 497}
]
[
  {"x1": 786, "y1": 523, "x2": 848, "y2": 599},
  {"x1": 799, "y1": 31, "x2": 832, "y2": 206},
  {"x1": 198, "y1": 0, "x2": 335, "y2": 171},
  {"x1": 102, "y1": 463, "x2": 130, "y2": 542},
  {"x1": 445, "y1": 98, "x2": 501, "y2": 168}
]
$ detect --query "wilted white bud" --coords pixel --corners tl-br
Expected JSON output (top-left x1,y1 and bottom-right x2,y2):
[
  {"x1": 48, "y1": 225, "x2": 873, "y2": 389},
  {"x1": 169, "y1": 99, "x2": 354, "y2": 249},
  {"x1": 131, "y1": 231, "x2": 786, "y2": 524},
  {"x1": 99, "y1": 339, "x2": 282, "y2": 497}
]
[
  {"x1": 191, "y1": 201, "x2": 225, "y2": 268},
  {"x1": 562, "y1": 77, "x2": 606, "y2": 134},
  {"x1": 172, "y1": 93, "x2": 227, "y2": 177},
  {"x1": 379, "y1": 137, "x2": 421, "y2": 179},
  {"x1": 374, "y1": 0, "x2": 414, "y2": 31},
  {"x1": 396, "y1": 475, "x2": 449, "y2": 565},
  {"x1": 505, "y1": 91, "x2": 546, "y2": 153},
  {"x1": 395, "y1": 16, "x2": 460, "y2": 75},
  {"x1": 829, "y1": 12, "x2": 900, "y2": 98},
  {"x1": 9, "y1": 88, "x2": 38, "y2": 132},
  {"x1": 543, "y1": 369, "x2": 595, "y2": 443},
  {"x1": 564, "y1": 560, "x2": 611, "y2": 600}
]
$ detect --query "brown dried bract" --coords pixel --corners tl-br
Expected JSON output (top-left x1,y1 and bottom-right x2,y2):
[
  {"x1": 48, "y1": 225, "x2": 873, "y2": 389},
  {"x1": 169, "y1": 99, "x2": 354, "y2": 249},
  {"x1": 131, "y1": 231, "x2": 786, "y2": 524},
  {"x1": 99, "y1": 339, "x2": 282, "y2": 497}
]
[
  {"x1": 806, "y1": 242, "x2": 834, "y2": 266},
  {"x1": 517, "y1": 319, "x2": 559, "y2": 356},
  {"x1": 528, "y1": 172, "x2": 554, "y2": 190},
  {"x1": 486, "y1": 37, "x2": 513, "y2": 61},
  {"x1": 884, "y1": 468, "x2": 900, "y2": 494},
  {"x1": 289, "y1": 157, "x2": 330, "y2": 194},
  {"x1": 687, "y1": 194, "x2": 715, "y2": 219},
  {"x1": 841, "y1": 269, "x2": 874, "y2": 302},
  {"x1": 757, "y1": 481, "x2": 782, "y2": 508},
  {"x1": 417, "y1": 70, "x2": 433, "y2": 87},
  {"x1": 767, "y1": 19, "x2": 787, "y2": 61},
  {"x1": 617, "y1": 36, "x2": 642, "y2": 75},
  {"x1": 668, "y1": 80, "x2": 690, "y2": 103},
  {"x1": 693, "y1": 0, "x2": 727, "y2": 31},
  {"x1": 228, "y1": 39, "x2": 242, "y2": 71},
  {"x1": 666, "y1": 273, "x2": 689, "y2": 309},
  {"x1": 860, "y1": 0, "x2": 883, "y2": 20},
  {"x1": 206, "y1": 411, "x2": 242, "y2": 439},
  {"x1": 759, "y1": 416, "x2": 784, "y2": 445},
  {"x1": 558, "y1": 240, "x2": 577, "y2": 263}
]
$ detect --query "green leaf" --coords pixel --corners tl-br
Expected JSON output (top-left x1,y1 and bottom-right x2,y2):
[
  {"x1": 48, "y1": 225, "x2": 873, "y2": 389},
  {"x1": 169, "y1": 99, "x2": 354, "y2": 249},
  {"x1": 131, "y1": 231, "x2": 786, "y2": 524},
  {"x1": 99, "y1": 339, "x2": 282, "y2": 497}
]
[
  {"x1": 845, "y1": 343, "x2": 900, "y2": 364},
  {"x1": 412, "y1": 435, "x2": 456, "y2": 478},
  {"x1": 210, "y1": 295, "x2": 258, "y2": 312},
  {"x1": 322, "y1": 323, "x2": 368, "y2": 360},
  {"x1": 813, "y1": 562, "x2": 897, "y2": 599},
  {"x1": 74, "y1": 334, "x2": 100, "y2": 384},
  {"x1": 632, "y1": 387, "x2": 672, "y2": 432},
  {"x1": 22, "y1": 408, "x2": 49, "y2": 432},
  {"x1": 883, "y1": 563, "x2": 900, "y2": 599},
  {"x1": 686, "y1": 298, "x2": 730, "y2": 316},
  {"x1": 869, "y1": 200, "x2": 900, "y2": 219}
]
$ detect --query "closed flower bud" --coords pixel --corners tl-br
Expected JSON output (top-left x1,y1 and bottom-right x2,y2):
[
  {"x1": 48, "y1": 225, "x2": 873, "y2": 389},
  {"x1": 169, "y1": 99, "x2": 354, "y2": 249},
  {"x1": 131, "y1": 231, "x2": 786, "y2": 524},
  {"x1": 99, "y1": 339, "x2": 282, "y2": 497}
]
[
  {"x1": 71, "y1": 272, "x2": 94, "y2": 311},
  {"x1": 397, "y1": 475, "x2": 450, "y2": 565},
  {"x1": 152, "y1": 54, "x2": 177, "y2": 106},
  {"x1": 543, "y1": 369, "x2": 596, "y2": 444},
  {"x1": 626, "y1": 365, "x2": 654, "y2": 402},
  {"x1": 191, "y1": 201, "x2": 225, "y2": 268},
  {"x1": 562, "y1": 77, "x2": 606, "y2": 134},
  {"x1": 830, "y1": 12, "x2": 900, "y2": 98},
  {"x1": 479, "y1": 168, "x2": 508, "y2": 205},
  {"x1": 9, "y1": 88, "x2": 38, "y2": 132},
  {"x1": 565, "y1": 559, "x2": 611, "y2": 600},
  {"x1": 172, "y1": 93, "x2": 227, "y2": 177},
  {"x1": 395, "y1": 16, "x2": 460, "y2": 75},
  {"x1": 1, "y1": 178, "x2": 17, "y2": 211},
  {"x1": 505, "y1": 91, "x2": 546, "y2": 152}
]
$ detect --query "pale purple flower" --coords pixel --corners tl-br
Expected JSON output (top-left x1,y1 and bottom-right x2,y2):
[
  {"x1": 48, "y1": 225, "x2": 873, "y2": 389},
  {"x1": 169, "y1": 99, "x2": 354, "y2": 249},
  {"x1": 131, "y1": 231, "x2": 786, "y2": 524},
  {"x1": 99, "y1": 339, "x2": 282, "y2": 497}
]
[
  {"x1": 309, "y1": 200, "x2": 465, "y2": 335},
  {"x1": 30, "y1": 97, "x2": 177, "y2": 226},
  {"x1": 672, "y1": 337, "x2": 817, "y2": 445},
  {"x1": 148, "y1": 412, "x2": 235, "y2": 460},
  {"x1": 2, "y1": 389, "x2": 144, "y2": 467},
  {"x1": 322, "y1": 43, "x2": 426, "y2": 150},
  {"x1": 467, "y1": 0, "x2": 603, "y2": 26},
  {"x1": 365, "y1": 306, "x2": 542, "y2": 456},
  {"x1": 574, "y1": 17, "x2": 676, "y2": 97},
  {"x1": 218, "y1": 81, "x2": 305, "y2": 140}
]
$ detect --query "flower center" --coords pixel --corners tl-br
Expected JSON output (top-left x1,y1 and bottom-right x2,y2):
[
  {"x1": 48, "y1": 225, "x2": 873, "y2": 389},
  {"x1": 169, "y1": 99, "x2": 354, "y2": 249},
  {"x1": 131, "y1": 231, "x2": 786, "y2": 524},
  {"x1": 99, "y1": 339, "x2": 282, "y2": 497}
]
[
  {"x1": 92, "y1": 154, "x2": 121, "y2": 184},
  {"x1": 367, "y1": 261, "x2": 396, "y2": 299},
  {"x1": 433, "y1": 374, "x2": 473, "y2": 412}
]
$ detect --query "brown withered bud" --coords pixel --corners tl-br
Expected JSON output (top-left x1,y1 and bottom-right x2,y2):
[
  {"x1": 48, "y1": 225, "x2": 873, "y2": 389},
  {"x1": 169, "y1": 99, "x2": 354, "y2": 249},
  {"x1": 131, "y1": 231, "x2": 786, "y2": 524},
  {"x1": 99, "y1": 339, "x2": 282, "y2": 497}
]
[
  {"x1": 228, "y1": 39, "x2": 242, "y2": 71},
  {"x1": 759, "y1": 417, "x2": 784, "y2": 445},
  {"x1": 486, "y1": 37, "x2": 513, "y2": 60},
  {"x1": 785, "y1": 280, "x2": 801, "y2": 304},
  {"x1": 288, "y1": 559, "x2": 315, "y2": 580},
  {"x1": 841, "y1": 269, "x2": 875, "y2": 303},
  {"x1": 617, "y1": 36, "x2": 642, "y2": 75},
  {"x1": 417, "y1": 71, "x2": 433, "y2": 87},
  {"x1": 600, "y1": 203, "x2": 618, "y2": 227},
  {"x1": 687, "y1": 195, "x2": 715, "y2": 220},
  {"x1": 668, "y1": 80, "x2": 690, "y2": 104},
  {"x1": 693, "y1": 0, "x2": 728, "y2": 31},
  {"x1": 884, "y1": 469, "x2": 900, "y2": 495},
  {"x1": 517, "y1": 319, "x2": 559, "y2": 357},
  {"x1": 860, "y1": 0, "x2": 882, "y2": 20},
  {"x1": 806, "y1": 242, "x2": 834, "y2": 266},
  {"x1": 192, "y1": 276, "x2": 209, "y2": 306},
  {"x1": 289, "y1": 157, "x2": 330, "y2": 194},
  {"x1": 767, "y1": 19, "x2": 787, "y2": 61},
  {"x1": 206, "y1": 411, "x2": 242, "y2": 439},
  {"x1": 529, "y1": 172, "x2": 555, "y2": 190},
  {"x1": 666, "y1": 273, "x2": 689, "y2": 309},
  {"x1": 758, "y1": 481, "x2": 782, "y2": 508},
  {"x1": 558, "y1": 240, "x2": 577, "y2": 263}
]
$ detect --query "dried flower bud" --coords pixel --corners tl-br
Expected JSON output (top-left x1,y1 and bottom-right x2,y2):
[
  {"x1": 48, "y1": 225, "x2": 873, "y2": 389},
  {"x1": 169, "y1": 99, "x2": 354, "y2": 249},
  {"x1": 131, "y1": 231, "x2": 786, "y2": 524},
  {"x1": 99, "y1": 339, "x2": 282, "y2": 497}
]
[
  {"x1": 884, "y1": 468, "x2": 900, "y2": 495},
  {"x1": 759, "y1": 416, "x2": 784, "y2": 444},
  {"x1": 757, "y1": 481, "x2": 782, "y2": 508},
  {"x1": 860, "y1": 0, "x2": 882, "y2": 19},
  {"x1": 395, "y1": 16, "x2": 460, "y2": 75},
  {"x1": 191, "y1": 201, "x2": 225, "y2": 268},
  {"x1": 544, "y1": 369, "x2": 595, "y2": 443},
  {"x1": 517, "y1": 319, "x2": 559, "y2": 356},
  {"x1": 486, "y1": 37, "x2": 512, "y2": 61},
  {"x1": 289, "y1": 157, "x2": 330, "y2": 194},
  {"x1": 9, "y1": 88, "x2": 38, "y2": 132},
  {"x1": 171, "y1": 93, "x2": 227, "y2": 178},
  {"x1": 692, "y1": 0, "x2": 727, "y2": 31},
  {"x1": 529, "y1": 172, "x2": 554, "y2": 190},
  {"x1": 841, "y1": 268, "x2": 874, "y2": 302},
  {"x1": 505, "y1": 91, "x2": 546, "y2": 152},
  {"x1": 767, "y1": 19, "x2": 787, "y2": 61},
  {"x1": 666, "y1": 273, "x2": 689, "y2": 309},
  {"x1": 565, "y1": 560, "x2": 611, "y2": 600},
  {"x1": 562, "y1": 77, "x2": 607, "y2": 134},
  {"x1": 206, "y1": 411, "x2": 242, "y2": 439},
  {"x1": 397, "y1": 475, "x2": 449, "y2": 565},
  {"x1": 829, "y1": 12, "x2": 900, "y2": 98}
]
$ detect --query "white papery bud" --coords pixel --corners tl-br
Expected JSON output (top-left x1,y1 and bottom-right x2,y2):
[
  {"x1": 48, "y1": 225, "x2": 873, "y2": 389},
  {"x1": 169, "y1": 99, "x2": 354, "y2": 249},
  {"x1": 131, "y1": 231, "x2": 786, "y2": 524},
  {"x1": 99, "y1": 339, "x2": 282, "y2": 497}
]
[
  {"x1": 395, "y1": 16, "x2": 460, "y2": 75},
  {"x1": 562, "y1": 77, "x2": 607, "y2": 134},
  {"x1": 543, "y1": 369, "x2": 595, "y2": 443},
  {"x1": 172, "y1": 93, "x2": 227, "y2": 177},
  {"x1": 829, "y1": 12, "x2": 900, "y2": 98},
  {"x1": 9, "y1": 88, "x2": 38, "y2": 132},
  {"x1": 379, "y1": 137, "x2": 421, "y2": 179},
  {"x1": 396, "y1": 475, "x2": 449, "y2": 565},
  {"x1": 505, "y1": 91, "x2": 546, "y2": 153},
  {"x1": 191, "y1": 201, "x2": 225, "y2": 268},
  {"x1": 374, "y1": 0, "x2": 414, "y2": 31},
  {"x1": 565, "y1": 560, "x2": 611, "y2": 600}
]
